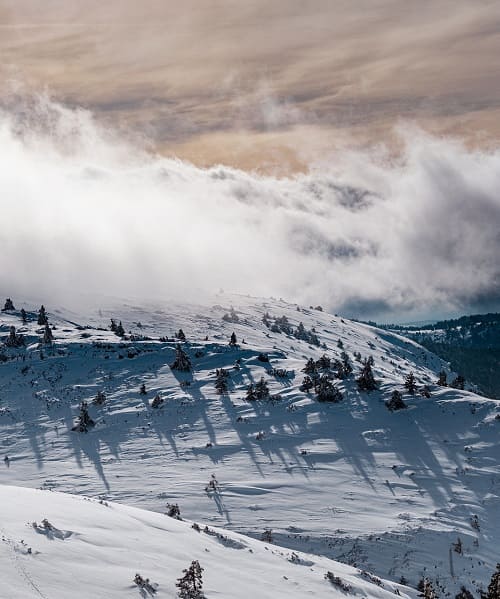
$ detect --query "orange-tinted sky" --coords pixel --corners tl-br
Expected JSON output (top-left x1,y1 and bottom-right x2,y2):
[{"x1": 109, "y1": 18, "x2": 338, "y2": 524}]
[{"x1": 2, "y1": 0, "x2": 500, "y2": 171}]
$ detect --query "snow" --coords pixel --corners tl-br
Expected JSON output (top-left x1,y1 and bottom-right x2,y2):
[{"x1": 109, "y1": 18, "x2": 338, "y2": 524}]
[
  {"x1": 0, "y1": 484, "x2": 412, "y2": 598},
  {"x1": 0, "y1": 294, "x2": 498, "y2": 597}
]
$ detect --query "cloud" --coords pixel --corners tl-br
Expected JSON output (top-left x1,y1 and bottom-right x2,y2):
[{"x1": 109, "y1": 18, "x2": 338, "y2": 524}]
[{"x1": 0, "y1": 95, "x2": 499, "y2": 321}]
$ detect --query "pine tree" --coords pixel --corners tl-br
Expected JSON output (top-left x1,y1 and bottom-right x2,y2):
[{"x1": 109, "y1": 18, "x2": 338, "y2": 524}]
[
  {"x1": 300, "y1": 375, "x2": 315, "y2": 392},
  {"x1": 92, "y1": 391, "x2": 106, "y2": 405},
  {"x1": 171, "y1": 344, "x2": 192, "y2": 372},
  {"x1": 42, "y1": 323, "x2": 53, "y2": 345},
  {"x1": 229, "y1": 331, "x2": 237, "y2": 346},
  {"x1": 484, "y1": 563, "x2": 500, "y2": 599},
  {"x1": 72, "y1": 401, "x2": 95, "y2": 433},
  {"x1": 176, "y1": 560, "x2": 204, "y2": 599},
  {"x1": 303, "y1": 357, "x2": 317, "y2": 375},
  {"x1": 418, "y1": 578, "x2": 438, "y2": 599},
  {"x1": 340, "y1": 351, "x2": 353, "y2": 375},
  {"x1": 316, "y1": 375, "x2": 343, "y2": 402},
  {"x1": 316, "y1": 354, "x2": 331, "y2": 369},
  {"x1": 139, "y1": 383, "x2": 147, "y2": 395},
  {"x1": 357, "y1": 362, "x2": 377, "y2": 392},
  {"x1": 115, "y1": 321, "x2": 125, "y2": 337},
  {"x1": 2, "y1": 298, "x2": 15, "y2": 311},
  {"x1": 20, "y1": 308, "x2": 27, "y2": 324},
  {"x1": 5, "y1": 326, "x2": 24, "y2": 348},
  {"x1": 176, "y1": 329, "x2": 186, "y2": 342},
  {"x1": 386, "y1": 389, "x2": 407, "y2": 411},
  {"x1": 37, "y1": 305, "x2": 48, "y2": 326},
  {"x1": 437, "y1": 370, "x2": 447, "y2": 386},
  {"x1": 215, "y1": 368, "x2": 229, "y2": 394},
  {"x1": 404, "y1": 372, "x2": 417, "y2": 394},
  {"x1": 455, "y1": 587, "x2": 474, "y2": 599},
  {"x1": 255, "y1": 377, "x2": 270, "y2": 400},
  {"x1": 246, "y1": 383, "x2": 257, "y2": 401}
]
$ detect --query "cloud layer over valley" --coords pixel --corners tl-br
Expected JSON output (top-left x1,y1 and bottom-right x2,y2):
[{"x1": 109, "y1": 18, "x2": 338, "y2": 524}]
[{"x1": 1, "y1": 96, "x2": 499, "y2": 320}]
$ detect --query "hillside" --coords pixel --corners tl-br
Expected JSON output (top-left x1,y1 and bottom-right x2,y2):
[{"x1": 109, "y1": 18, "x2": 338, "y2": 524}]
[
  {"x1": 0, "y1": 294, "x2": 499, "y2": 597},
  {"x1": 378, "y1": 314, "x2": 500, "y2": 399},
  {"x1": 0, "y1": 484, "x2": 412, "y2": 598}
]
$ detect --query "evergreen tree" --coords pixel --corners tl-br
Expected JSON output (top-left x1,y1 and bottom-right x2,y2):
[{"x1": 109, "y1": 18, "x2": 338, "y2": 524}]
[
  {"x1": 176, "y1": 560, "x2": 204, "y2": 599},
  {"x1": 386, "y1": 389, "x2": 407, "y2": 411},
  {"x1": 42, "y1": 323, "x2": 53, "y2": 345},
  {"x1": 5, "y1": 326, "x2": 24, "y2": 348},
  {"x1": 316, "y1": 375, "x2": 343, "y2": 402},
  {"x1": 92, "y1": 391, "x2": 106, "y2": 405},
  {"x1": 115, "y1": 321, "x2": 125, "y2": 337},
  {"x1": 316, "y1": 354, "x2": 331, "y2": 369},
  {"x1": 418, "y1": 578, "x2": 438, "y2": 599},
  {"x1": 139, "y1": 383, "x2": 147, "y2": 395},
  {"x1": 337, "y1": 338, "x2": 344, "y2": 349},
  {"x1": 215, "y1": 368, "x2": 229, "y2": 394},
  {"x1": 72, "y1": 401, "x2": 95, "y2": 433},
  {"x1": 404, "y1": 372, "x2": 417, "y2": 394},
  {"x1": 37, "y1": 305, "x2": 48, "y2": 326},
  {"x1": 300, "y1": 375, "x2": 315, "y2": 392},
  {"x1": 20, "y1": 308, "x2": 27, "y2": 324},
  {"x1": 483, "y1": 563, "x2": 500, "y2": 599},
  {"x1": 455, "y1": 587, "x2": 474, "y2": 599},
  {"x1": 340, "y1": 351, "x2": 353, "y2": 375},
  {"x1": 255, "y1": 377, "x2": 270, "y2": 400},
  {"x1": 357, "y1": 362, "x2": 377, "y2": 392},
  {"x1": 437, "y1": 370, "x2": 447, "y2": 386},
  {"x1": 177, "y1": 329, "x2": 186, "y2": 342},
  {"x1": 302, "y1": 357, "x2": 317, "y2": 375},
  {"x1": 245, "y1": 383, "x2": 257, "y2": 401},
  {"x1": 2, "y1": 298, "x2": 15, "y2": 311},
  {"x1": 171, "y1": 344, "x2": 192, "y2": 371},
  {"x1": 229, "y1": 331, "x2": 237, "y2": 346}
]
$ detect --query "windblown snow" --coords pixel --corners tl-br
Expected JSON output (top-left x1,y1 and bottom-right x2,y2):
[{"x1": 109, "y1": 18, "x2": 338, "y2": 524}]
[{"x1": 0, "y1": 294, "x2": 498, "y2": 597}]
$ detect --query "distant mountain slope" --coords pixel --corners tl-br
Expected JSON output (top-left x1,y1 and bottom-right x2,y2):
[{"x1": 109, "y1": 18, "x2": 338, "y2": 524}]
[
  {"x1": 376, "y1": 313, "x2": 500, "y2": 399},
  {"x1": 0, "y1": 295, "x2": 498, "y2": 597},
  {"x1": 0, "y1": 485, "x2": 411, "y2": 599}
]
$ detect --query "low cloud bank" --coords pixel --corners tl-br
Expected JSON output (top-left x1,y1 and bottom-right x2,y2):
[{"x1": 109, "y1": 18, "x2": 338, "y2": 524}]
[{"x1": 1, "y1": 96, "x2": 499, "y2": 321}]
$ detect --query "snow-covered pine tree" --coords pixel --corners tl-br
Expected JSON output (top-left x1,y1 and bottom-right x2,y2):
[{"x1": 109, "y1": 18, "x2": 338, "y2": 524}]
[
  {"x1": 302, "y1": 357, "x2": 317, "y2": 375},
  {"x1": 245, "y1": 383, "x2": 257, "y2": 401},
  {"x1": 229, "y1": 331, "x2": 237, "y2": 346},
  {"x1": 72, "y1": 401, "x2": 95, "y2": 433},
  {"x1": 215, "y1": 368, "x2": 229, "y2": 394},
  {"x1": 2, "y1": 298, "x2": 15, "y2": 311},
  {"x1": 316, "y1": 375, "x2": 343, "y2": 402},
  {"x1": 176, "y1": 561, "x2": 204, "y2": 599},
  {"x1": 115, "y1": 321, "x2": 125, "y2": 337},
  {"x1": 340, "y1": 351, "x2": 353, "y2": 375},
  {"x1": 356, "y1": 361, "x2": 377, "y2": 392},
  {"x1": 171, "y1": 344, "x2": 192, "y2": 371},
  {"x1": 37, "y1": 305, "x2": 48, "y2": 325},
  {"x1": 404, "y1": 372, "x2": 417, "y2": 394},
  {"x1": 300, "y1": 375, "x2": 315, "y2": 392},
  {"x1": 255, "y1": 377, "x2": 270, "y2": 400},
  {"x1": 42, "y1": 323, "x2": 53, "y2": 345},
  {"x1": 385, "y1": 389, "x2": 407, "y2": 411},
  {"x1": 437, "y1": 370, "x2": 447, "y2": 386},
  {"x1": 176, "y1": 329, "x2": 186, "y2": 342},
  {"x1": 20, "y1": 308, "x2": 27, "y2": 324},
  {"x1": 5, "y1": 326, "x2": 24, "y2": 348}
]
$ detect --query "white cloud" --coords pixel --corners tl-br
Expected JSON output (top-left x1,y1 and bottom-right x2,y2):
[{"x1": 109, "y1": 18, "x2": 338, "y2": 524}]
[{"x1": 0, "y1": 96, "x2": 499, "y2": 320}]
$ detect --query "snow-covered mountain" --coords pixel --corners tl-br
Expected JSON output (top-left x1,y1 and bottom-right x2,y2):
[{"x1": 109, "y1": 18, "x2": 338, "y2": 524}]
[{"x1": 0, "y1": 294, "x2": 498, "y2": 597}]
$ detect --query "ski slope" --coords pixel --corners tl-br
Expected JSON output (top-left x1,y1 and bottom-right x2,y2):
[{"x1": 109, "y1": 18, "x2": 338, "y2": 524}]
[{"x1": 0, "y1": 294, "x2": 498, "y2": 596}]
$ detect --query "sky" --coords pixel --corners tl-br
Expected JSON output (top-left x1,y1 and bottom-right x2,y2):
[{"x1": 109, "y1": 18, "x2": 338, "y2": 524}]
[{"x1": 0, "y1": 1, "x2": 499, "y2": 321}]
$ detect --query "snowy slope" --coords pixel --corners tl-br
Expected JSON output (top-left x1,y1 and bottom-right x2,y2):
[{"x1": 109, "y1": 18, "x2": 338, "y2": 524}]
[
  {"x1": 0, "y1": 485, "x2": 412, "y2": 599},
  {"x1": 0, "y1": 294, "x2": 498, "y2": 596}
]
